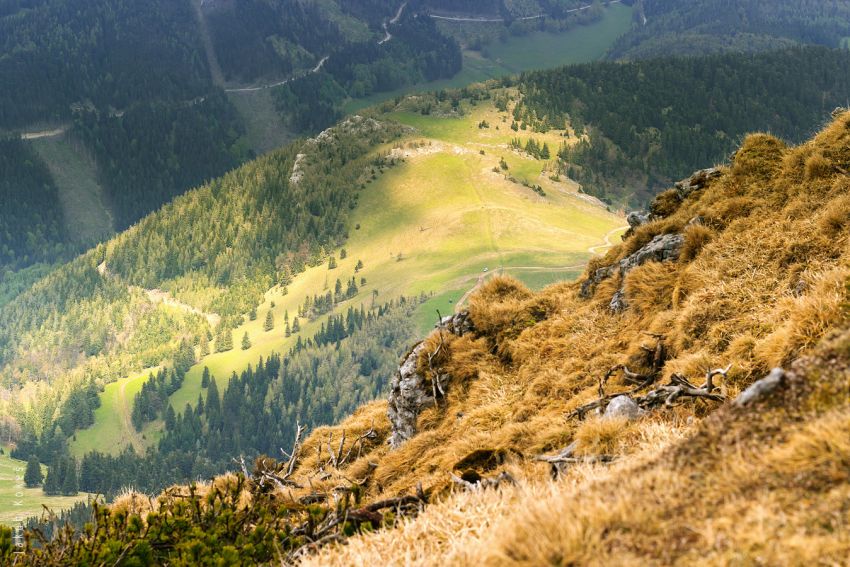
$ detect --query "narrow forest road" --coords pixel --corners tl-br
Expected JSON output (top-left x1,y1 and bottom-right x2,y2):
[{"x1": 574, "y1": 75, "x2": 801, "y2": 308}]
[
  {"x1": 20, "y1": 127, "x2": 67, "y2": 140},
  {"x1": 379, "y1": 2, "x2": 408, "y2": 45},
  {"x1": 97, "y1": 262, "x2": 221, "y2": 328},
  {"x1": 429, "y1": 0, "x2": 621, "y2": 22},
  {"x1": 225, "y1": 56, "x2": 329, "y2": 93}
]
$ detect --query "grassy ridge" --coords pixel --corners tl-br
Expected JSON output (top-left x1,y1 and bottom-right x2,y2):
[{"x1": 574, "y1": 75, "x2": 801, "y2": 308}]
[{"x1": 65, "y1": 94, "x2": 622, "y2": 457}]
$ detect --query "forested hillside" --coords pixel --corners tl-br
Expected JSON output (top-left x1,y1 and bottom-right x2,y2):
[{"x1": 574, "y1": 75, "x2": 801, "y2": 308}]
[
  {"x1": 9, "y1": 104, "x2": 850, "y2": 567},
  {"x1": 0, "y1": 137, "x2": 68, "y2": 271},
  {"x1": 610, "y1": 0, "x2": 850, "y2": 59},
  {"x1": 517, "y1": 46, "x2": 850, "y2": 204},
  {"x1": 73, "y1": 92, "x2": 252, "y2": 230},
  {"x1": 0, "y1": 0, "x2": 210, "y2": 129}
]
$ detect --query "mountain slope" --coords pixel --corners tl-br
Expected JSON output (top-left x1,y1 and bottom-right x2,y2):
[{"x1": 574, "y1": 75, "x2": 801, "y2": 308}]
[{"x1": 7, "y1": 104, "x2": 850, "y2": 567}]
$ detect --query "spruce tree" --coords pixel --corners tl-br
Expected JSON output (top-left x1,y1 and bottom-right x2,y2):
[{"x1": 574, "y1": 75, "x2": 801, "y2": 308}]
[
  {"x1": 24, "y1": 455, "x2": 43, "y2": 487},
  {"x1": 241, "y1": 332, "x2": 251, "y2": 350},
  {"x1": 264, "y1": 310, "x2": 274, "y2": 332},
  {"x1": 206, "y1": 378, "x2": 221, "y2": 430},
  {"x1": 43, "y1": 457, "x2": 60, "y2": 495},
  {"x1": 328, "y1": 256, "x2": 337, "y2": 270},
  {"x1": 61, "y1": 457, "x2": 78, "y2": 496},
  {"x1": 199, "y1": 334, "x2": 210, "y2": 357},
  {"x1": 292, "y1": 317, "x2": 300, "y2": 333},
  {"x1": 201, "y1": 366, "x2": 211, "y2": 388}
]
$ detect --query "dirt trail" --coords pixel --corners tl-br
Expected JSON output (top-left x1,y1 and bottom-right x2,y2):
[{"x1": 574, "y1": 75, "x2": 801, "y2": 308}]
[
  {"x1": 98, "y1": 262, "x2": 221, "y2": 328},
  {"x1": 588, "y1": 225, "x2": 628, "y2": 256},
  {"x1": 429, "y1": 0, "x2": 620, "y2": 22},
  {"x1": 117, "y1": 377, "x2": 146, "y2": 453},
  {"x1": 454, "y1": 223, "x2": 626, "y2": 311}
]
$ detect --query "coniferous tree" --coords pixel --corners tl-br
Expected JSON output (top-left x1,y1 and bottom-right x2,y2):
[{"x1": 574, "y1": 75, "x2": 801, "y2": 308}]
[
  {"x1": 328, "y1": 256, "x2": 337, "y2": 270},
  {"x1": 24, "y1": 455, "x2": 43, "y2": 488},
  {"x1": 292, "y1": 317, "x2": 300, "y2": 333},
  {"x1": 199, "y1": 334, "x2": 210, "y2": 357},
  {"x1": 61, "y1": 457, "x2": 79, "y2": 496},
  {"x1": 206, "y1": 378, "x2": 222, "y2": 431},
  {"x1": 201, "y1": 367, "x2": 211, "y2": 388},
  {"x1": 242, "y1": 332, "x2": 251, "y2": 350},
  {"x1": 264, "y1": 310, "x2": 274, "y2": 332},
  {"x1": 43, "y1": 457, "x2": 60, "y2": 496}
]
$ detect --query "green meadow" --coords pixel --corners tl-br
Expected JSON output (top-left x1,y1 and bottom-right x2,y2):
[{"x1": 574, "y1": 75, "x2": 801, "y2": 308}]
[{"x1": 0, "y1": 451, "x2": 90, "y2": 526}]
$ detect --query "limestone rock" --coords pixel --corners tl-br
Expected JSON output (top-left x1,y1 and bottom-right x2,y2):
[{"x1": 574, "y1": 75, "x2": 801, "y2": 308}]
[
  {"x1": 675, "y1": 167, "x2": 722, "y2": 200},
  {"x1": 734, "y1": 368, "x2": 786, "y2": 407},
  {"x1": 627, "y1": 211, "x2": 653, "y2": 230},
  {"x1": 437, "y1": 310, "x2": 474, "y2": 337},
  {"x1": 387, "y1": 343, "x2": 433, "y2": 449},
  {"x1": 604, "y1": 395, "x2": 644, "y2": 420},
  {"x1": 609, "y1": 289, "x2": 628, "y2": 314}
]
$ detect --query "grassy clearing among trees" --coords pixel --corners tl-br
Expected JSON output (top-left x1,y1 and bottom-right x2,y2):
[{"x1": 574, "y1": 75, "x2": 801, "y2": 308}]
[{"x1": 0, "y1": 451, "x2": 88, "y2": 526}]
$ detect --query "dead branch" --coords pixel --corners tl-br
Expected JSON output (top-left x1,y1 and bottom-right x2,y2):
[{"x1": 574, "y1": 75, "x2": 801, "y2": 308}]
[{"x1": 568, "y1": 364, "x2": 729, "y2": 420}]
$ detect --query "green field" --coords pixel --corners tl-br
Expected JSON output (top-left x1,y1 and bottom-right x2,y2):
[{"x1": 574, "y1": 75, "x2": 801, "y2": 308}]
[
  {"x1": 30, "y1": 134, "x2": 114, "y2": 248},
  {"x1": 0, "y1": 451, "x2": 90, "y2": 526},
  {"x1": 344, "y1": 3, "x2": 633, "y2": 113},
  {"x1": 70, "y1": 369, "x2": 161, "y2": 458}
]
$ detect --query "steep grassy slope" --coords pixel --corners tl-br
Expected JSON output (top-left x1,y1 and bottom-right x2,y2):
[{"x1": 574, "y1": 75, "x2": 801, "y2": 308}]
[{"x1": 9, "y1": 106, "x2": 850, "y2": 567}]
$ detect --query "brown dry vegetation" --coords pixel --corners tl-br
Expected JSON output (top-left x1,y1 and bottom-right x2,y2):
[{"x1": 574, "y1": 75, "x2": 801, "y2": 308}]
[
  {"x1": 102, "y1": 114, "x2": 850, "y2": 564},
  {"x1": 295, "y1": 112, "x2": 850, "y2": 564}
]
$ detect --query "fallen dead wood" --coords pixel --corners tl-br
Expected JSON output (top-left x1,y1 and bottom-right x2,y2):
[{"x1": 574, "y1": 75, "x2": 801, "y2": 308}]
[{"x1": 568, "y1": 364, "x2": 730, "y2": 420}]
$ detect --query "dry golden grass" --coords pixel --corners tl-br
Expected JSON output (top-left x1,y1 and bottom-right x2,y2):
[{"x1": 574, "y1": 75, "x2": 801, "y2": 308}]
[{"x1": 107, "y1": 113, "x2": 850, "y2": 564}]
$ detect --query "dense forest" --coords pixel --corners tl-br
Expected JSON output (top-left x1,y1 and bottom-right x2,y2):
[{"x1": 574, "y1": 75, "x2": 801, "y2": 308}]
[
  {"x1": 0, "y1": 0, "x2": 210, "y2": 129},
  {"x1": 517, "y1": 46, "x2": 850, "y2": 203},
  {"x1": 73, "y1": 92, "x2": 252, "y2": 229},
  {"x1": 610, "y1": 0, "x2": 850, "y2": 59},
  {"x1": 0, "y1": 137, "x2": 68, "y2": 271}
]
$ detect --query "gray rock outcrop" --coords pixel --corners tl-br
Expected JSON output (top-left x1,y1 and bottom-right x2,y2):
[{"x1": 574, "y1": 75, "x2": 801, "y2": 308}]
[
  {"x1": 580, "y1": 233, "x2": 685, "y2": 304},
  {"x1": 387, "y1": 311, "x2": 475, "y2": 449},
  {"x1": 387, "y1": 343, "x2": 433, "y2": 449},
  {"x1": 675, "y1": 167, "x2": 722, "y2": 200}
]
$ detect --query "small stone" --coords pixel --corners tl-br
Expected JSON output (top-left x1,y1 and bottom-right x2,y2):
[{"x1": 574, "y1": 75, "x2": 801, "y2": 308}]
[{"x1": 604, "y1": 395, "x2": 644, "y2": 420}]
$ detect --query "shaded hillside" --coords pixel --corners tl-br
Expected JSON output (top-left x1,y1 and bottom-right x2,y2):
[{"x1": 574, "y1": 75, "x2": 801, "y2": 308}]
[
  {"x1": 0, "y1": 137, "x2": 69, "y2": 271},
  {"x1": 0, "y1": 0, "x2": 210, "y2": 129},
  {"x1": 8, "y1": 108, "x2": 850, "y2": 566},
  {"x1": 609, "y1": 0, "x2": 850, "y2": 59}
]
